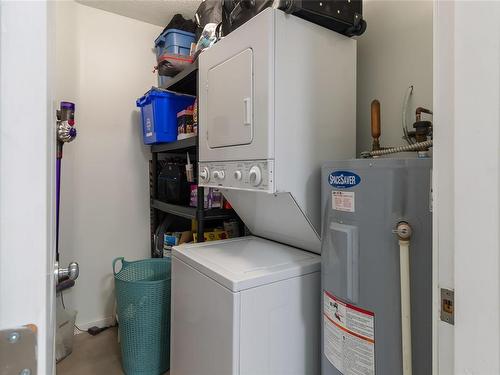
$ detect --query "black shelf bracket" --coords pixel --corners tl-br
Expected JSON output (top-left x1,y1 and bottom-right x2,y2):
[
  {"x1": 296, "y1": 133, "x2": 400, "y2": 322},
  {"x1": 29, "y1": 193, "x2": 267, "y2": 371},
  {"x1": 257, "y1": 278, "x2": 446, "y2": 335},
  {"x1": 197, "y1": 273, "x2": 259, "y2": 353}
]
[
  {"x1": 159, "y1": 61, "x2": 198, "y2": 96},
  {"x1": 151, "y1": 136, "x2": 197, "y2": 153}
]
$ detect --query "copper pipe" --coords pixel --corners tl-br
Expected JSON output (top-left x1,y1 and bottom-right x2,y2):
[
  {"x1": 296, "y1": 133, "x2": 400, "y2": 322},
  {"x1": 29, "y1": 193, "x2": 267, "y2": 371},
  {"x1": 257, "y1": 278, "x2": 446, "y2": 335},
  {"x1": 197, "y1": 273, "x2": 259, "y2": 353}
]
[
  {"x1": 415, "y1": 107, "x2": 433, "y2": 121},
  {"x1": 371, "y1": 100, "x2": 381, "y2": 151}
]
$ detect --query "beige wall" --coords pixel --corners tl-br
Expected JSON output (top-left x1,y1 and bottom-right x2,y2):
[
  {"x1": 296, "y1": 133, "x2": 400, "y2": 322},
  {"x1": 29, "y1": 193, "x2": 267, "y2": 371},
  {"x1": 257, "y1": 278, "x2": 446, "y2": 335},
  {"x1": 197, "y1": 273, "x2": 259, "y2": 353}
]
[
  {"x1": 356, "y1": 0, "x2": 433, "y2": 155},
  {"x1": 55, "y1": 1, "x2": 162, "y2": 328}
]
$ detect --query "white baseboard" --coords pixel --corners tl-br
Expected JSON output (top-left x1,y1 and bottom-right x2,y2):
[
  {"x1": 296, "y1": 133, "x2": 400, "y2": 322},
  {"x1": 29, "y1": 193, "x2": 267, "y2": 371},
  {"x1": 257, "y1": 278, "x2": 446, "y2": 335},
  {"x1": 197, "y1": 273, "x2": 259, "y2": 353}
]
[{"x1": 74, "y1": 316, "x2": 116, "y2": 335}]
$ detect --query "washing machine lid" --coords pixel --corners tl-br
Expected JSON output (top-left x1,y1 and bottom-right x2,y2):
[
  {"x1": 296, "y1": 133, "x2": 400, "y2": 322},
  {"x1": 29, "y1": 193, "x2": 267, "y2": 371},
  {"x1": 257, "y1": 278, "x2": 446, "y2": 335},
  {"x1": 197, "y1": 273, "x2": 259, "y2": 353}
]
[{"x1": 172, "y1": 236, "x2": 320, "y2": 292}]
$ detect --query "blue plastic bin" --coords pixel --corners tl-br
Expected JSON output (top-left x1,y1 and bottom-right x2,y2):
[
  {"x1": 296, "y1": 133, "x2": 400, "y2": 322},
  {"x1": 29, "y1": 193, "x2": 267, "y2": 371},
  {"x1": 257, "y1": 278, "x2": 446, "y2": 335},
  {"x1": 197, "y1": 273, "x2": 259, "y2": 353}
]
[
  {"x1": 136, "y1": 89, "x2": 195, "y2": 144},
  {"x1": 154, "y1": 29, "x2": 195, "y2": 58}
]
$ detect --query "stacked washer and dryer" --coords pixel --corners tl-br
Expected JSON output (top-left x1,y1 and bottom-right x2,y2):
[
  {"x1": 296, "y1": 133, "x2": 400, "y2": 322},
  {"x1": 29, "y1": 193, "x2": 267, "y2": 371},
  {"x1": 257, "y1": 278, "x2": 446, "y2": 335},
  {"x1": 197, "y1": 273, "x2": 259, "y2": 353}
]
[
  {"x1": 170, "y1": 7, "x2": 355, "y2": 375},
  {"x1": 170, "y1": 6, "x2": 432, "y2": 375}
]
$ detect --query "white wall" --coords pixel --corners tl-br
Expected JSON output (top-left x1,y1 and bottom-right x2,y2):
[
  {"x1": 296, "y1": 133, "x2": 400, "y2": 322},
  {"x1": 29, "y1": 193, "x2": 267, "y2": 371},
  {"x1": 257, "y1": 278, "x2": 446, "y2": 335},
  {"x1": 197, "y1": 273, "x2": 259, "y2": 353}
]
[
  {"x1": 356, "y1": 0, "x2": 433, "y2": 155},
  {"x1": 453, "y1": 3, "x2": 500, "y2": 371},
  {"x1": 55, "y1": 2, "x2": 162, "y2": 328}
]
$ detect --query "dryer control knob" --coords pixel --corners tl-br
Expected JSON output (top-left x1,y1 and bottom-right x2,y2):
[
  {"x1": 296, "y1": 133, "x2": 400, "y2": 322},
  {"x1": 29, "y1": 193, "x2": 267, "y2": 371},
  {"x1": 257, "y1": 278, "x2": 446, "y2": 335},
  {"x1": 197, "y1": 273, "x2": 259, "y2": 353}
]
[
  {"x1": 234, "y1": 170, "x2": 242, "y2": 180},
  {"x1": 200, "y1": 167, "x2": 210, "y2": 183},
  {"x1": 212, "y1": 170, "x2": 225, "y2": 180},
  {"x1": 249, "y1": 166, "x2": 262, "y2": 187}
]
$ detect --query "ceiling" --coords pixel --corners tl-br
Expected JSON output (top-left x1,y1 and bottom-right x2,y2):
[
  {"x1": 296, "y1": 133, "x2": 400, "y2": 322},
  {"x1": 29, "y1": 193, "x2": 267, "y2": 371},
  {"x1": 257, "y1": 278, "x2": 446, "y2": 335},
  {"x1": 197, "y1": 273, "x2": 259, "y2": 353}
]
[{"x1": 77, "y1": 0, "x2": 202, "y2": 27}]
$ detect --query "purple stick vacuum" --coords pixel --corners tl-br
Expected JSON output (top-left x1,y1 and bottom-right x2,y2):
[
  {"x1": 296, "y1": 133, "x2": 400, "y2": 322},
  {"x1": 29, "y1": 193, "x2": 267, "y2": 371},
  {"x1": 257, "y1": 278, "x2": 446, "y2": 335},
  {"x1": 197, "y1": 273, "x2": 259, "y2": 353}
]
[{"x1": 56, "y1": 101, "x2": 77, "y2": 262}]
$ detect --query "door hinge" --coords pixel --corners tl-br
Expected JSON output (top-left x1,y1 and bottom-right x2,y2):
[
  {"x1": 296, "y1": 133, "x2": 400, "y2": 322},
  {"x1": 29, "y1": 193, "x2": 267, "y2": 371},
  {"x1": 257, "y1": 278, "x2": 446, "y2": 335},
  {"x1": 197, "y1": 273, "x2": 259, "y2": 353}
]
[{"x1": 0, "y1": 326, "x2": 37, "y2": 375}]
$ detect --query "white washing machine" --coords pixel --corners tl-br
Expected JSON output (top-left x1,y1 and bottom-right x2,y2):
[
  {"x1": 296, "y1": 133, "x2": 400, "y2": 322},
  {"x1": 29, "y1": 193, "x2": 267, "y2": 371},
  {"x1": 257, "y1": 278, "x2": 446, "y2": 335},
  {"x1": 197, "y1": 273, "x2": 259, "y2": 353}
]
[{"x1": 171, "y1": 236, "x2": 320, "y2": 375}]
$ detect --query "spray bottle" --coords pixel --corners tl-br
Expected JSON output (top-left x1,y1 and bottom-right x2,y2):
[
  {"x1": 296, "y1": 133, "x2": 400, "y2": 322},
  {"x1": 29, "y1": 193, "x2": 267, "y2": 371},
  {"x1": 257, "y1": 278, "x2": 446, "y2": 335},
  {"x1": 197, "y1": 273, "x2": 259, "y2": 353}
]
[{"x1": 186, "y1": 152, "x2": 194, "y2": 183}]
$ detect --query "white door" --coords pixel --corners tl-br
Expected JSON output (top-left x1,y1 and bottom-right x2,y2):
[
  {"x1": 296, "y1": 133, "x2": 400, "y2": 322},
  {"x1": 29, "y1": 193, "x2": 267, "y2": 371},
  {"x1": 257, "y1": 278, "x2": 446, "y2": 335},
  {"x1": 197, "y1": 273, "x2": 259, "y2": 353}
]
[
  {"x1": 434, "y1": 1, "x2": 500, "y2": 374},
  {"x1": 207, "y1": 48, "x2": 254, "y2": 149},
  {"x1": 199, "y1": 8, "x2": 275, "y2": 162},
  {"x1": 0, "y1": 1, "x2": 56, "y2": 374}
]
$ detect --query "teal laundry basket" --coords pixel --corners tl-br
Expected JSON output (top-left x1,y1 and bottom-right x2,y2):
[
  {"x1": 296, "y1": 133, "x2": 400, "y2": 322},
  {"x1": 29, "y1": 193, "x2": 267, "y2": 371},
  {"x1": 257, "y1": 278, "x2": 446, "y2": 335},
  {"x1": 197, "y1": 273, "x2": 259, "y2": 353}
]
[{"x1": 113, "y1": 257, "x2": 171, "y2": 375}]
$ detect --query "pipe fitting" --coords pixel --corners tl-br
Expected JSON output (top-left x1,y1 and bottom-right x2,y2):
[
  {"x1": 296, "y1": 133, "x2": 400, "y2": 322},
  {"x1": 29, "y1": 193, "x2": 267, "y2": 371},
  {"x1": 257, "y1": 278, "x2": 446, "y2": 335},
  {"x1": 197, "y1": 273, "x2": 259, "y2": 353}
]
[
  {"x1": 396, "y1": 221, "x2": 412, "y2": 241},
  {"x1": 415, "y1": 107, "x2": 433, "y2": 121},
  {"x1": 371, "y1": 100, "x2": 381, "y2": 151},
  {"x1": 361, "y1": 140, "x2": 433, "y2": 158}
]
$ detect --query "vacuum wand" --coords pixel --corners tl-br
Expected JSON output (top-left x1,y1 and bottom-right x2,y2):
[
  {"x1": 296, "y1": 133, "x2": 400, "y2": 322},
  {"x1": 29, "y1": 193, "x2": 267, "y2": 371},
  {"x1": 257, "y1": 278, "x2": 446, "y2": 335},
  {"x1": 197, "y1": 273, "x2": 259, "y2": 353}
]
[{"x1": 56, "y1": 102, "x2": 77, "y2": 262}]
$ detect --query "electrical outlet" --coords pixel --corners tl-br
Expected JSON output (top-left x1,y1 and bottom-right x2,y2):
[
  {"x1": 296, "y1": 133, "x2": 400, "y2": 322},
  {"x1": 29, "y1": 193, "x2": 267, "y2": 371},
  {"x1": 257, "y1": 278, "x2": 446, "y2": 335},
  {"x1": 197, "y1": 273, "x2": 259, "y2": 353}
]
[{"x1": 440, "y1": 288, "x2": 454, "y2": 325}]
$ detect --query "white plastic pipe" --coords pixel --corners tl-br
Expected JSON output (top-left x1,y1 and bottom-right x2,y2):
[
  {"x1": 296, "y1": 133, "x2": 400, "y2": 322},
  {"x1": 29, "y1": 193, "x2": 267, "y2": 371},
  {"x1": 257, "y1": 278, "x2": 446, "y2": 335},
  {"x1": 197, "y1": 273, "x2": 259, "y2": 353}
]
[{"x1": 399, "y1": 239, "x2": 413, "y2": 375}]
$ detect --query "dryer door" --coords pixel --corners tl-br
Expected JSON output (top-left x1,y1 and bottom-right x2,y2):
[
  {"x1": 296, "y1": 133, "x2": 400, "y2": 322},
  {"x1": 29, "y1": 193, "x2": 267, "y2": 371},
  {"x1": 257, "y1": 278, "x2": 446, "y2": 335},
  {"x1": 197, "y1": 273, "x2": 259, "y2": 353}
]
[
  {"x1": 199, "y1": 8, "x2": 274, "y2": 162},
  {"x1": 207, "y1": 48, "x2": 253, "y2": 148}
]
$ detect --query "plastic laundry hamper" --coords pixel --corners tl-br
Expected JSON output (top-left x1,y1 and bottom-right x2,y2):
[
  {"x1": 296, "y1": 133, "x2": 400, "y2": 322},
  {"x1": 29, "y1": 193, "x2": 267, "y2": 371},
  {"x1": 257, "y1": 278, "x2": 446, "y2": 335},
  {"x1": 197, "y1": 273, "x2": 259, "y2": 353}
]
[{"x1": 113, "y1": 257, "x2": 171, "y2": 375}]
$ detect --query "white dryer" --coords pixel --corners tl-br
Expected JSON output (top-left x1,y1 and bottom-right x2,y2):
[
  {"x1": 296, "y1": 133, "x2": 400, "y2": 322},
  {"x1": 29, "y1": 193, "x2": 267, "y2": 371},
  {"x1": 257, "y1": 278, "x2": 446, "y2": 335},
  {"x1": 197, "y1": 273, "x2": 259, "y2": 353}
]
[
  {"x1": 170, "y1": 236, "x2": 320, "y2": 375},
  {"x1": 198, "y1": 7, "x2": 356, "y2": 253}
]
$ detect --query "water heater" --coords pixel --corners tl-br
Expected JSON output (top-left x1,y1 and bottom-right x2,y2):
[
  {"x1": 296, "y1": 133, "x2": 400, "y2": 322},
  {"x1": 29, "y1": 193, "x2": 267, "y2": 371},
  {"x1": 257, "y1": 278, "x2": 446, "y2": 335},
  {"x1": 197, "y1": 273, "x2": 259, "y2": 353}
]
[{"x1": 321, "y1": 158, "x2": 432, "y2": 375}]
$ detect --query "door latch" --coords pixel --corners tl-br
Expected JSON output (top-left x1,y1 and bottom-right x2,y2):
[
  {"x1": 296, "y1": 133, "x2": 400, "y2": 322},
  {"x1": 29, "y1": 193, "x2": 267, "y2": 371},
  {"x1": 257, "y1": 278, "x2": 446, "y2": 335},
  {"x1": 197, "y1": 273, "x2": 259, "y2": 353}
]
[{"x1": 440, "y1": 288, "x2": 454, "y2": 325}]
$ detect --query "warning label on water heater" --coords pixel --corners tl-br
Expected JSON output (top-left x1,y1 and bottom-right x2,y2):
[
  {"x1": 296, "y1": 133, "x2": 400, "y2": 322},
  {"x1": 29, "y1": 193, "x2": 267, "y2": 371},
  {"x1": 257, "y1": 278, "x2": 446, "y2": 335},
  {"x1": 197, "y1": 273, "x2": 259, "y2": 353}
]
[
  {"x1": 332, "y1": 191, "x2": 355, "y2": 212},
  {"x1": 323, "y1": 290, "x2": 375, "y2": 375}
]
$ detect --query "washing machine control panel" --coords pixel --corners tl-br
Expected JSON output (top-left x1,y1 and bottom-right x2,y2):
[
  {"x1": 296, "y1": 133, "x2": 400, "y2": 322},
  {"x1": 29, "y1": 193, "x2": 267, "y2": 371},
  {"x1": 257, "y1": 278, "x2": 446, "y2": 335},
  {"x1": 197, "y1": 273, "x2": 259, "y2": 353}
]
[{"x1": 199, "y1": 160, "x2": 274, "y2": 192}]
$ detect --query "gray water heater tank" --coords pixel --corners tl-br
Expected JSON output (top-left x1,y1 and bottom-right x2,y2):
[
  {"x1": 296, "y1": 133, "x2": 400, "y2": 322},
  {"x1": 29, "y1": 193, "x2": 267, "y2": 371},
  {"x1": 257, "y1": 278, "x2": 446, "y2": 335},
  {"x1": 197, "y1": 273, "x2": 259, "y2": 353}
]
[{"x1": 321, "y1": 158, "x2": 432, "y2": 375}]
